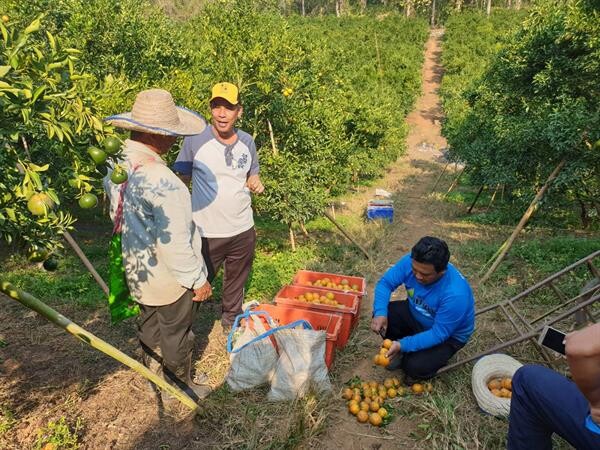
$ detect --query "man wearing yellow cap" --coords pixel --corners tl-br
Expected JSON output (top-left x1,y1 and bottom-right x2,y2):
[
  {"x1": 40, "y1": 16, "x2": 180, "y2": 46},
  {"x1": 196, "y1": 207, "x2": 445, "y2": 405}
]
[{"x1": 175, "y1": 82, "x2": 264, "y2": 335}]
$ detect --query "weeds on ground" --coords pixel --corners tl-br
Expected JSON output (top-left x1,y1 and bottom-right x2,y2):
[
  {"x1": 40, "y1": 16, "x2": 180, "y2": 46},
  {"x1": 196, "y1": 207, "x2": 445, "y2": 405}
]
[{"x1": 33, "y1": 416, "x2": 83, "y2": 450}]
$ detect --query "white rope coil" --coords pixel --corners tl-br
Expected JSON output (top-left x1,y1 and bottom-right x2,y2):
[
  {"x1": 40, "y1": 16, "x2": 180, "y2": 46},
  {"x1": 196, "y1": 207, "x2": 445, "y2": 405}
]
[{"x1": 471, "y1": 353, "x2": 523, "y2": 418}]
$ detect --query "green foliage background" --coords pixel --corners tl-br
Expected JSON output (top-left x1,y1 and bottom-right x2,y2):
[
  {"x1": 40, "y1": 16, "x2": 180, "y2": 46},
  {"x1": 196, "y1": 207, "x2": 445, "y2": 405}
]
[
  {"x1": 0, "y1": 0, "x2": 428, "y2": 252},
  {"x1": 440, "y1": 1, "x2": 600, "y2": 217}
]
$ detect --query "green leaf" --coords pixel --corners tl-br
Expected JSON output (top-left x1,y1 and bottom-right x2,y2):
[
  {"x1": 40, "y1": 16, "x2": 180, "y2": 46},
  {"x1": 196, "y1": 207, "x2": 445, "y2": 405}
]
[
  {"x1": 24, "y1": 18, "x2": 41, "y2": 35},
  {"x1": 29, "y1": 163, "x2": 49, "y2": 172},
  {"x1": 5, "y1": 208, "x2": 16, "y2": 222},
  {"x1": 0, "y1": 65, "x2": 11, "y2": 77}
]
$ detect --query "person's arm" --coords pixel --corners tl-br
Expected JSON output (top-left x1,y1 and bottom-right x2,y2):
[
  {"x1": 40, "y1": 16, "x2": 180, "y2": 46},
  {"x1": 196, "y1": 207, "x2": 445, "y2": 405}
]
[
  {"x1": 151, "y1": 169, "x2": 208, "y2": 293},
  {"x1": 246, "y1": 139, "x2": 264, "y2": 194},
  {"x1": 371, "y1": 256, "x2": 410, "y2": 332},
  {"x1": 173, "y1": 136, "x2": 194, "y2": 187},
  {"x1": 565, "y1": 322, "x2": 600, "y2": 424},
  {"x1": 398, "y1": 294, "x2": 469, "y2": 353}
]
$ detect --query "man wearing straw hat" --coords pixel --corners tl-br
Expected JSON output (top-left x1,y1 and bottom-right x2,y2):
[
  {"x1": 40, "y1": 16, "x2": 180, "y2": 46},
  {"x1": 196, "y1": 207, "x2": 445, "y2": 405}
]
[
  {"x1": 174, "y1": 82, "x2": 264, "y2": 336},
  {"x1": 104, "y1": 88, "x2": 213, "y2": 402}
]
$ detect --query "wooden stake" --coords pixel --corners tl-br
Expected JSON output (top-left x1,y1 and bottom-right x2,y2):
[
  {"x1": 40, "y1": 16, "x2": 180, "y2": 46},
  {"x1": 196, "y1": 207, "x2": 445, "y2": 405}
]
[
  {"x1": 267, "y1": 119, "x2": 278, "y2": 156},
  {"x1": 488, "y1": 184, "x2": 500, "y2": 208},
  {"x1": 323, "y1": 211, "x2": 370, "y2": 259},
  {"x1": 431, "y1": 160, "x2": 450, "y2": 193},
  {"x1": 299, "y1": 221, "x2": 309, "y2": 237},
  {"x1": 467, "y1": 185, "x2": 485, "y2": 213},
  {"x1": 289, "y1": 224, "x2": 296, "y2": 251},
  {"x1": 444, "y1": 166, "x2": 465, "y2": 198},
  {"x1": 480, "y1": 159, "x2": 566, "y2": 284},
  {"x1": 63, "y1": 230, "x2": 109, "y2": 295},
  {"x1": 0, "y1": 280, "x2": 198, "y2": 411}
]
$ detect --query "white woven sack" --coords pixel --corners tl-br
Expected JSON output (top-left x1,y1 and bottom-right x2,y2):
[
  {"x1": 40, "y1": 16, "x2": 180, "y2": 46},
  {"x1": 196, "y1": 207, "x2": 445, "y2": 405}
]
[
  {"x1": 267, "y1": 328, "x2": 332, "y2": 401},
  {"x1": 226, "y1": 317, "x2": 278, "y2": 392},
  {"x1": 471, "y1": 353, "x2": 523, "y2": 418}
]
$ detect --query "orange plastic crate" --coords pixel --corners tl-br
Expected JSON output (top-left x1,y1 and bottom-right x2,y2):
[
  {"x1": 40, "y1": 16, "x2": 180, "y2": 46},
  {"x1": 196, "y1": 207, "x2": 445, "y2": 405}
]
[
  {"x1": 274, "y1": 285, "x2": 359, "y2": 348},
  {"x1": 251, "y1": 303, "x2": 341, "y2": 369},
  {"x1": 292, "y1": 270, "x2": 367, "y2": 302}
]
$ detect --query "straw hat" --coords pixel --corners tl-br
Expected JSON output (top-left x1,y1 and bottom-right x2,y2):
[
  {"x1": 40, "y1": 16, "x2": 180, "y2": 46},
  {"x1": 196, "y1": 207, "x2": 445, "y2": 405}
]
[{"x1": 105, "y1": 89, "x2": 206, "y2": 136}]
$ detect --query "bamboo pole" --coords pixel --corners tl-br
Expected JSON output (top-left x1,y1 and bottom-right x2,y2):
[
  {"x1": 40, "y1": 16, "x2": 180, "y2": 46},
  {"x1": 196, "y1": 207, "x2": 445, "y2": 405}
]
[
  {"x1": 480, "y1": 159, "x2": 566, "y2": 284},
  {"x1": 0, "y1": 280, "x2": 198, "y2": 412},
  {"x1": 430, "y1": 160, "x2": 450, "y2": 193},
  {"x1": 467, "y1": 185, "x2": 485, "y2": 213},
  {"x1": 444, "y1": 166, "x2": 465, "y2": 198},
  {"x1": 289, "y1": 224, "x2": 296, "y2": 251},
  {"x1": 267, "y1": 119, "x2": 278, "y2": 156},
  {"x1": 323, "y1": 211, "x2": 370, "y2": 259},
  {"x1": 63, "y1": 231, "x2": 109, "y2": 295}
]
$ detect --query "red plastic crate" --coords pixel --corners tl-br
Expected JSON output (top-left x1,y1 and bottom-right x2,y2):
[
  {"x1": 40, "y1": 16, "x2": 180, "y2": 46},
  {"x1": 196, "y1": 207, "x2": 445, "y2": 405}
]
[
  {"x1": 273, "y1": 285, "x2": 359, "y2": 348},
  {"x1": 251, "y1": 303, "x2": 341, "y2": 369},
  {"x1": 292, "y1": 270, "x2": 367, "y2": 303}
]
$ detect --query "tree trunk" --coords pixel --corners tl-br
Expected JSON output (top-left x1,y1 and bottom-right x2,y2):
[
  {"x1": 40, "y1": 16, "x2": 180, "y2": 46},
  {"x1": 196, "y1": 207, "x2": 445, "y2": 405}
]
[
  {"x1": 360, "y1": 0, "x2": 367, "y2": 13},
  {"x1": 301, "y1": 0, "x2": 305, "y2": 16},
  {"x1": 431, "y1": 0, "x2": 436, "y2": 27},
  {"x1": 486, "y1": 0, "x2": 491, "y2": 16},
  {"x1": 289, "y1": 224, "x2": 296, "y2": 251},
  {"x1": 480, "y1": 159, "x2": 566, "y2": 284},
  {"x1": 576, "y1": 195, "x2": 590, "y2": 229},
  {"x1": 405, "y1": 0, "x2": 412, "y2": 18},
  {"x1": 515, "y1": 0, "x2": 522, "y2": 9},
  {"x1": 456, "y1": 0, "x2": 463, "y2": 12},
  {"x1": 468, "y1": 185, "x2": 485, "y2": 214}
]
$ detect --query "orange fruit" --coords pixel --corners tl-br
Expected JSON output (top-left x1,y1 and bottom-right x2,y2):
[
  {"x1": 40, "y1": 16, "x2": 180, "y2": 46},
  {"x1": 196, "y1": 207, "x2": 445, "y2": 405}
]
[
  {"x1": 379, "y1": 355, "x2": 390, "y2": 367},
  {"x1": 379, "y1": 347, "x2": 388, "y2": 355},
  {"x1": 382, "y1": 339, "x2": 393, "y2": 349},
  {"x1": 507, "y1": 391, "x2": 512, "y2": 398},
  {"x1": 500, "y1": 388, "x2": 511, "y2": 398},
  {"x1": 352, "y1": 394, "x2": 362, "y2": 403},
  {"x1": 342, "y1": 388, "x2": 353, "y2": 400},
  {"x1": 369, "y1": 412, "x2": 383, "y2": 427},
  {"x1": 412, "y1": 384, "x2": 424, "y2": 394},
  {"x1": 368, "y1": 381, "x2": 378, "y2": 389},
  {"x1": 357, "y1": 410, "x2": 369, "y2": 423},
  {"x1": 488, "y1": 378, "x2": 502, "y2": 391},
  {"x1": 383, "y1": 378, "x2": 394, "y2": 389},
  {"x1": 502, "y1": 378, "x2": 512, "y2": 390},
  {"x1": 424, "y1": 382, "x2": 433, "y2": 393},
  {"x1": 360, "y1": 401, "x2": 370, "y2": 411},
  {"x1": 364, "y1": 397, "x2": 372, "y2": 404},
  {"x1": 373, "y1": 355, "x2": 381, "y2": 365},
  {"x1": 392, "y1": 377, "x2": 401, "y2": 387},
  {"x1": 349, "y1": 403, "x2": 360, "y2": 415},
  {"x1": 369, "y1": 401, "x2": 380, "y2": 412},
  {"x1": 378, "y1": 389, "x2": 387, "y2": 400},
  {"x1": 387, "y1": 388, "x2": 397, "y2": 398},
  {"x1": 377, "y1": 407, "x2": 388, "y2": 418},
  {"x1": 491, "y1": 388, "x2": 502, "y2": 397},
  {"x1": 373, "y1": 396, "x2": 384, "y2": 405}
]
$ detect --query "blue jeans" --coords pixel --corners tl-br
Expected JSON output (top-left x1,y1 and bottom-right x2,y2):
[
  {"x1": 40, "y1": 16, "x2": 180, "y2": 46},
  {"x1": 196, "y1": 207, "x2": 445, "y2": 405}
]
[{"x1": 507, "y1": 364, "x2": 600, "y2": 450}]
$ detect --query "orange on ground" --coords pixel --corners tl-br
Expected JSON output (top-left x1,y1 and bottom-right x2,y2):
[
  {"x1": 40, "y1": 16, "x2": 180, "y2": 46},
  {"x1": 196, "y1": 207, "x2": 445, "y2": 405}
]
[
  {"x1": 383, "y1": 378, "x2": 394, "y2": 389},
  {"x1": 424, "y1": 382, "x2": 433, "y2": 393},
  {"x1": 392, "y1": 377, "x2": 401, "y2": 387},
  {"x1": 349, "y1": 403, "x2": 360, "y2": 415},
  {"x1": 357, "y1": 410, "x2": 369, "y2": 423},
  {"x1": 369, "y1": 401, "x2": 380, "y2": 412},
  {"x1": 387, "y1": 388, "x2": 397, "y2": 398},
  {"x1": 342, "y1": 388, "x2": 353, "y2": 400},
  {"x1": 369, "y1": 412, "x2": 383, "y2": 427},
  {"x1": 352, "y1": 394, "x2": 362, "y2": 403},
  {"x1": 412, "y1": 383, "x2": 424, "y2": 394},
  {"x1": 378, "y1": 408, "x2": 388, "y2": 418},
  {"x1": 360, "y1": 401, "x2": 370, "y2": 411}
]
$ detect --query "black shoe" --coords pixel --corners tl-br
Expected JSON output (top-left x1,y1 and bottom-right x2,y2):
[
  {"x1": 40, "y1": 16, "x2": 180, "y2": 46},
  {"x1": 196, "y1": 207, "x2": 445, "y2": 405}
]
[{"x1": 385, "y1": 354, "x2": 403, "y2": 371}]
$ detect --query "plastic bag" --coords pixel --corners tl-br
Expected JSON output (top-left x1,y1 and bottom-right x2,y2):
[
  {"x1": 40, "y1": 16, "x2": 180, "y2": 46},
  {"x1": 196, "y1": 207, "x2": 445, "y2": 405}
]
[{"x1": 268, "y1": 326, "x2": 332, "y2": 401}]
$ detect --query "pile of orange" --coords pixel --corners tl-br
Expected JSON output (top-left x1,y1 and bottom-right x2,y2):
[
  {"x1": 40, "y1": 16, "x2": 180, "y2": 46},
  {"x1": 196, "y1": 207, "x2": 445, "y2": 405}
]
[
  {"x1": 373, "y1": 339, "x2": 393, "y2": 367},
  {"x1": 303, "y1": 277, "x2": 361, "y2": 293},
  {"x1": 342, "y1": 378, "x2": 404, "y2": 426},
  {"x1": 487, "y1": 377, "x2": 512, "y2": 398},
  {"x1": 295, "y1": 291, "x2": 341, "y2": 307}
]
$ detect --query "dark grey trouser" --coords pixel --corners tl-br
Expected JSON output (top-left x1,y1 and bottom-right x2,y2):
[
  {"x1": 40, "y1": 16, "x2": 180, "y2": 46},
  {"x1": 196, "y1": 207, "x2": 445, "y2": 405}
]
[
  {"x1": 201, "y1": 227, "x2": 256, "y2": 327},
  {"x1": 137, "y1": 289, "x2": 197, "y2": 368}
]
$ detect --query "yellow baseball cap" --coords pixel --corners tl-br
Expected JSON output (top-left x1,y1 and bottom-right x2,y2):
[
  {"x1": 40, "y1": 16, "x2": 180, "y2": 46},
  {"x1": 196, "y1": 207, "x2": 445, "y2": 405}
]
[{"x1": 210, "y1": 82, "x2": 239, "y2": 105}]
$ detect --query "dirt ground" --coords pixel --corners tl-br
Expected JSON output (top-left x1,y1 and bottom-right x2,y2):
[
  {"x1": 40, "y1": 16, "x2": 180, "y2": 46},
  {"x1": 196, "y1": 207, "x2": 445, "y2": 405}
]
[{"x1": 0, "y1": 29, "x2": 472, "y2": 449}]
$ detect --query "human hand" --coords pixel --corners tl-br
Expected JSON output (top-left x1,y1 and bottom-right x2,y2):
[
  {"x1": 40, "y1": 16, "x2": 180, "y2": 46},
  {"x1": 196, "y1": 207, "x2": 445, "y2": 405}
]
[
  {"x1": 371, "y1": 316, "x2": 388, "y2": 334},
  {"x1": 193, "y1": 281, "x2": 212, "y2": 302},
  {"x1": 246, "y1": 174, "x2": 264, "y2": 194},
  {"x1": 386, "y1": 341, "x2": 401, "y2": 359}
]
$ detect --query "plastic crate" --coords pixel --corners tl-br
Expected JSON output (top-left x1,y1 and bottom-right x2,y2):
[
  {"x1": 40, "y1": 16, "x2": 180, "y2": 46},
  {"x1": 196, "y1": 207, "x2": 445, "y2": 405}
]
[
  {"x1": 274, "y1": 285, "x2": 359, "y2": 348},
  {"x1": 292, "y1": 270, "x2": 367, "y2": 299},
  {"x1": 367, "y1": 205, "x2": 394, "y2": 223},
  {"x1": 252, "y1": 303, "x2": 341, "y2": 369}
]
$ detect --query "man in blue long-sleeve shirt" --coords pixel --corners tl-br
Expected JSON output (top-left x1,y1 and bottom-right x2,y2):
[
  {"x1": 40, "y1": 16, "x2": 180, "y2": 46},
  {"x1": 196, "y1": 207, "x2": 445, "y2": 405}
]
[{"x1": 371, "y1": 236, "x2": 475, "y2": 382}]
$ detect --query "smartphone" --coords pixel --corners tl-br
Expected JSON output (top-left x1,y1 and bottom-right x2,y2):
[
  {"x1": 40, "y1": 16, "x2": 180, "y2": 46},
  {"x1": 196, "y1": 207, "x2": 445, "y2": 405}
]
[{"x1": 538, "y1": 326, "x2": 566, "y2": 355}]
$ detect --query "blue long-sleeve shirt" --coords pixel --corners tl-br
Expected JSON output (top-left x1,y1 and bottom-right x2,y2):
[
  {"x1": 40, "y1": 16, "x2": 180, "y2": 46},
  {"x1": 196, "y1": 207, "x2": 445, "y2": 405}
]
[{"x1": 373, "y1": 254, "x2": 475, "y2": 353}]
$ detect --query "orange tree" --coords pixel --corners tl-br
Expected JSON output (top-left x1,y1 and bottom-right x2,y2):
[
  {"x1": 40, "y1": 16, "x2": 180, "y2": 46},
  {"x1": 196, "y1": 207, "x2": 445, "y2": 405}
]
[
  {"x1": 0, "y1": 16, "x2": 113, "y2": 257},
  {"x1": 442, "y1": 1, "x2": 600, "y2": 223}
]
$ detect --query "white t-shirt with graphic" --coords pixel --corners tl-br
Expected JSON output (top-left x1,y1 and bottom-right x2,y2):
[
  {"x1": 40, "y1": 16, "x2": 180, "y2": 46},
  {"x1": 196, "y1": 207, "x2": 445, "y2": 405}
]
[{"x1": 174, "y1": 126, "x2": 259, "y2": 238}]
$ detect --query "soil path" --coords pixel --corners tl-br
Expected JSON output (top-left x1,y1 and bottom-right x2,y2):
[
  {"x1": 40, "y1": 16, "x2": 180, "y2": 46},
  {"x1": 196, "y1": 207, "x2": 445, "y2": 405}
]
[{"x1": 317, "y1": 29, "x2": 452, "y2": 450}]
